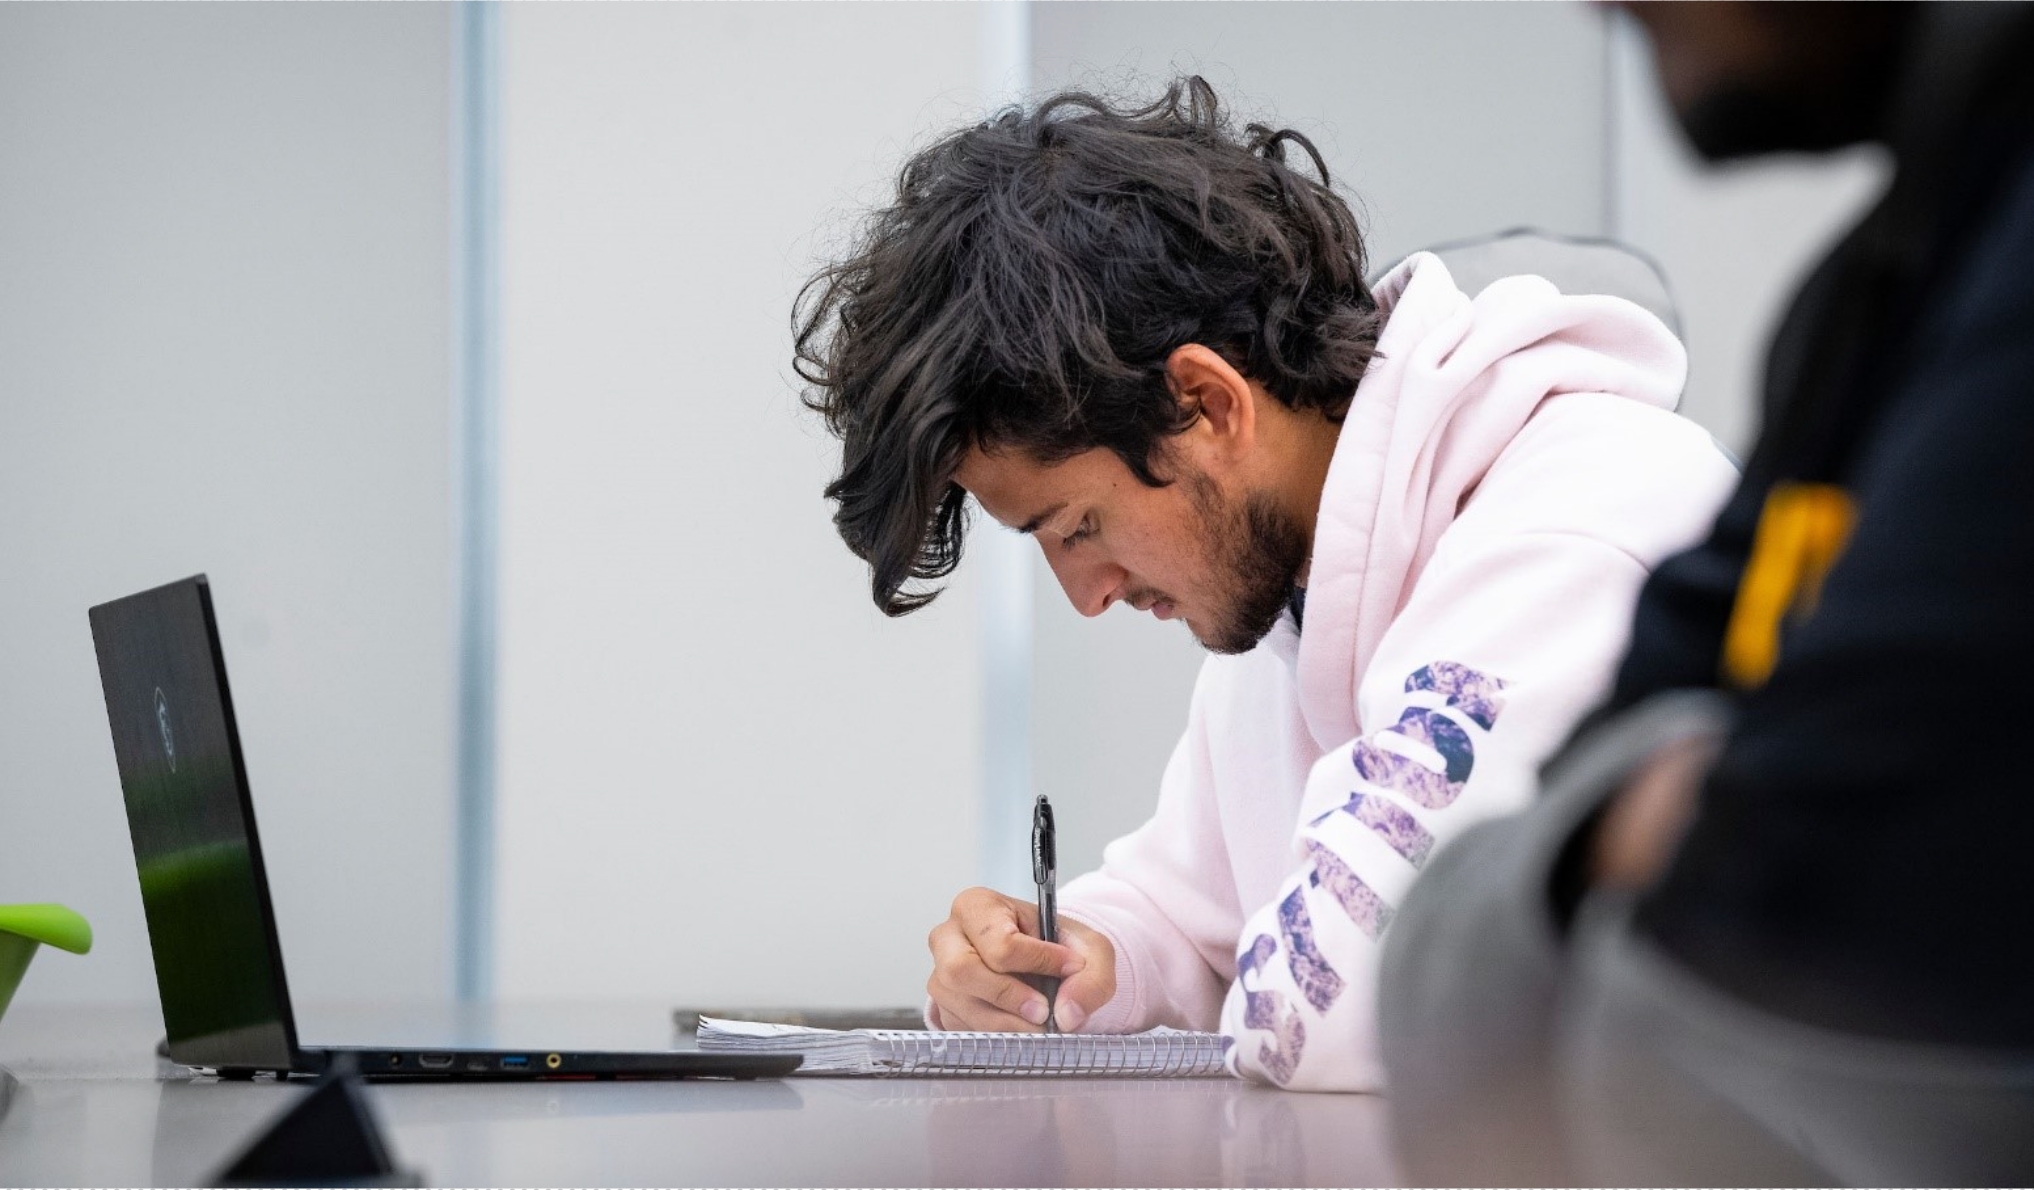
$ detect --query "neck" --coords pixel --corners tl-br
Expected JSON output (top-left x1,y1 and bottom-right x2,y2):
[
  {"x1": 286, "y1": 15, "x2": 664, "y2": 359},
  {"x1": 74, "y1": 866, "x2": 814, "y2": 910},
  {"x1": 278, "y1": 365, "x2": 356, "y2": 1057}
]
[{"x1": 1276, "y1": 409, "x2": 1344, "y2": 588}]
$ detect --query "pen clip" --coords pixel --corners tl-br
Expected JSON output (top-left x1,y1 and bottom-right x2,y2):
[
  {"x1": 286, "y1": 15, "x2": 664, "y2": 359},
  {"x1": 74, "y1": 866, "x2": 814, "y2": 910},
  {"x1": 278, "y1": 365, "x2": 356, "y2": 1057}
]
[{"x1": 1031, "y1": 795, "x2": 1055, "y2": 886}]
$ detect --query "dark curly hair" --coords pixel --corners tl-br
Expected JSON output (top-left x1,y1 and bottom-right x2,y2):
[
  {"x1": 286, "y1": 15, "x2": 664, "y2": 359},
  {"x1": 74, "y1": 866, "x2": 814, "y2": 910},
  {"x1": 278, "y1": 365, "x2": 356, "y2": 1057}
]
[{"x1": 794, "y1": 76, "x2": 1382, "y2": 615}]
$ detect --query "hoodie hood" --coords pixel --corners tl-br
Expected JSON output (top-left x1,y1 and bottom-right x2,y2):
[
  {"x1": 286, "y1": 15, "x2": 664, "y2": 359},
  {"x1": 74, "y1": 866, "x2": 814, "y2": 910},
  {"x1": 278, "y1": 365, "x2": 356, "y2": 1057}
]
[{"x1": 1292, "y1": 251, "x2": 1690, "y2": 750}]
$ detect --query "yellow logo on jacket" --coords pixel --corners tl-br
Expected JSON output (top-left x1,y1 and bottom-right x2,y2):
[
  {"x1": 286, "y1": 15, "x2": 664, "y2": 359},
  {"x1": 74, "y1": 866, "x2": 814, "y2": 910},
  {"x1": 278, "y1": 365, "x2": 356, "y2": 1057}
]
[{"x1": 1721, "y1": 481, "x2": 1857, "y2": 689}]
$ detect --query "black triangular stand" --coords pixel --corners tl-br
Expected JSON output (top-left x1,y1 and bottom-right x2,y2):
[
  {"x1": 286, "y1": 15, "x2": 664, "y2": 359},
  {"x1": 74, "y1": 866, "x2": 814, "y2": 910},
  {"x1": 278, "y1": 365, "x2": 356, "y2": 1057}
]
[{"x1": 215, "y1": 1054, "x2": 420, "y2": 1186}]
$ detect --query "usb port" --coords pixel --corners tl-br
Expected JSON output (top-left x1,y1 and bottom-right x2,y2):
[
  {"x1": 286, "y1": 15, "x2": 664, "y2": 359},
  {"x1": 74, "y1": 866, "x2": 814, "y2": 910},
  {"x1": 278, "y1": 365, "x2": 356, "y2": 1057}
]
[
  {"x1": 499, "y1": 1054, "x2": 529, "y2": 1068},
  {"x1": 418, "y1": 1053, "x2": 453, "y2": 1069}
]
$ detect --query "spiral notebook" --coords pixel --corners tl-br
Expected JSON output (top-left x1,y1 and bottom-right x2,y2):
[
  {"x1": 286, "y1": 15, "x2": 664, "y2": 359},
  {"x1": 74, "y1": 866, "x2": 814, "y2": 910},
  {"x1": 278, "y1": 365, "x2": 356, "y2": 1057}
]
[{"x1": 695, "y1": 1016, "x2": 1232, "y2": 1078}]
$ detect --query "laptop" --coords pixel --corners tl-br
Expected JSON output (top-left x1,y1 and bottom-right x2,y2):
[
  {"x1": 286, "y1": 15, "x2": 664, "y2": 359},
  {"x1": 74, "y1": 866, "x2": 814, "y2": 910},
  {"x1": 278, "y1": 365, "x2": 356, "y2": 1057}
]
[{"x1": 89, "y1": 574, "x2": 801, "y2": 1082}]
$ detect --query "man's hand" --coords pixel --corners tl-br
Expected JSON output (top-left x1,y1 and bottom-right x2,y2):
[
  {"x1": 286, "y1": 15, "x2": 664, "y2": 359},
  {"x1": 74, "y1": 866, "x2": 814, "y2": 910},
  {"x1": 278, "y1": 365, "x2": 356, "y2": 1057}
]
[
  {"x1": 1590, "y1": 731, "x2": 1722, "y2": 889},
  {"x1": 927, "y1": 887, "x2": 1116, "y2": 1032}
]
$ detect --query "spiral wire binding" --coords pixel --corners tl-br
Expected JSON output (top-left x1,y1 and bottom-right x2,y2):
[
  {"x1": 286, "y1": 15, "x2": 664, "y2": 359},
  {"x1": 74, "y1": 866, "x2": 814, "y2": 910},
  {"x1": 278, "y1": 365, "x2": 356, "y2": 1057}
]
[{"x1": 872, "y1": 1029, "x2": 1228, "y2": 1077}]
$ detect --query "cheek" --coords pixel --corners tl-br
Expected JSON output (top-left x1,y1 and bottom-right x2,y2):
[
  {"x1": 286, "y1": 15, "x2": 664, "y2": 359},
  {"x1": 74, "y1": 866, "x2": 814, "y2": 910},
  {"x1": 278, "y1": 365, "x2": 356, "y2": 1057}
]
[
  {"x1": 1112, "y1": 485, "x2": 1216, "y2": 588},
  {"x1": 1142, "y1": 528, "x2": 1218, "y2": 598}
]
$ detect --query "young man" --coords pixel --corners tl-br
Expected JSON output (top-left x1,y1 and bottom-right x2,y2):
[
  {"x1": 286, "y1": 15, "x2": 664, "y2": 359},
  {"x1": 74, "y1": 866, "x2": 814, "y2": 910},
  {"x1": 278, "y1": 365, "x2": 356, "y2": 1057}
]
[
  {"x1": 1379, "y1": 3, "x2": 2034, "y2": 1179},
  {"x1": 796, "y1": 79, "x2": 1736, "y2": 1090}
]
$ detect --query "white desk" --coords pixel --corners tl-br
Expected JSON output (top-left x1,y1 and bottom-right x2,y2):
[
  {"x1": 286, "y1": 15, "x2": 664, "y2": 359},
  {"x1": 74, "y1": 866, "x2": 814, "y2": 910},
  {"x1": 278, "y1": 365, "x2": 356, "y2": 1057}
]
[{"x1": 0, "y1": 1003, "x2": 1400, "y2": 1186}]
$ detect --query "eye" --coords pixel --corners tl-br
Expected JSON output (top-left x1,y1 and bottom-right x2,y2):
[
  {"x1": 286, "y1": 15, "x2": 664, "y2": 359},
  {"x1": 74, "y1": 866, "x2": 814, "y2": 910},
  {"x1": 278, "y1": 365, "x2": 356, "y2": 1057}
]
[{"x1": 1060, "y1": 518, "x2": 1095, "y2": 551}]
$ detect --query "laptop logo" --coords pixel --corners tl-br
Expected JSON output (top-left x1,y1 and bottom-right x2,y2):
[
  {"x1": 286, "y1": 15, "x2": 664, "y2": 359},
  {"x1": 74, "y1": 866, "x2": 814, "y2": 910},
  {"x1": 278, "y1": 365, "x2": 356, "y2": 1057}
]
[{"x1": 155, "y1": 687, "x2": 177, "y2": 772}]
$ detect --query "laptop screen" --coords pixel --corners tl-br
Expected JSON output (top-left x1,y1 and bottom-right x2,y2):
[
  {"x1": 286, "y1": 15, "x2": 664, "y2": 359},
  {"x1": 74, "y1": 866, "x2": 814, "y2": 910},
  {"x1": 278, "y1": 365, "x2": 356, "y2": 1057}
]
[{"x1": 90, "y1": 575, "x2": 299, "y2": 1071}]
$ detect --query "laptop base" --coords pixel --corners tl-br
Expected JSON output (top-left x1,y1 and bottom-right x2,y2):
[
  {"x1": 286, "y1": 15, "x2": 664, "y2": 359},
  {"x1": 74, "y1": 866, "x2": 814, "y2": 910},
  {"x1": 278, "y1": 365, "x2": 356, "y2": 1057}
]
[{"x1": 318, "y1": 1046, "x2": 799, "y2": 1081}]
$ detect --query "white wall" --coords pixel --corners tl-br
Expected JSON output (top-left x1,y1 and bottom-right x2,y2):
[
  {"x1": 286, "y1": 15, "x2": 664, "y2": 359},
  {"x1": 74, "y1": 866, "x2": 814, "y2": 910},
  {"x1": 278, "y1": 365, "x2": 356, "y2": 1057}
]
[
  {"x1": 491, "y1": 3, "x2": 993, "y2": 1007},
  {"x1": 0, "y1": 5, "x2": 456, "y2": 1017},
  {"x1": 0, "y1": 2, "x2": 1896, "y2": 1018}
]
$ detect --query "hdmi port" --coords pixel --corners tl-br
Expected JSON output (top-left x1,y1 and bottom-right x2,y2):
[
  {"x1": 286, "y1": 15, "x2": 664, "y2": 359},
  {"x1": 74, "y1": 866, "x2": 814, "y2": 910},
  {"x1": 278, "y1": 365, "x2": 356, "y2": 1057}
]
[{"x1": 418, "y1": 1052, "x2": 454, "y2": 1069}]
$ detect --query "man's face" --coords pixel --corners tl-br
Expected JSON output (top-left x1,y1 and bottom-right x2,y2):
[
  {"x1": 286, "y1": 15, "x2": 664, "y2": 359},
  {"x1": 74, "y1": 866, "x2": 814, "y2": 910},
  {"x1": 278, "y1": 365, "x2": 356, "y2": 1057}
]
[
  {"x1": 1616, "y1": 1, "x2": 1908, "y2": 160},
  {"x1": 957, "y1": 443, "x2": 1309, "y2": 655}
]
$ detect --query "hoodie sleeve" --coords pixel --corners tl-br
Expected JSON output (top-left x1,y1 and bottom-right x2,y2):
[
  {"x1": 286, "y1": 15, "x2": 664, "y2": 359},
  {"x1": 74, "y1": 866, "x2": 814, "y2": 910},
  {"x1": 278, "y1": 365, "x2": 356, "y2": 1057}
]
[
  {"x1": 1052, "y1": 658, "x2": 1249, "y2": 1035},
  {"x1": 1220, "y1": 398, "x2": 1736, "y2": 1091}
]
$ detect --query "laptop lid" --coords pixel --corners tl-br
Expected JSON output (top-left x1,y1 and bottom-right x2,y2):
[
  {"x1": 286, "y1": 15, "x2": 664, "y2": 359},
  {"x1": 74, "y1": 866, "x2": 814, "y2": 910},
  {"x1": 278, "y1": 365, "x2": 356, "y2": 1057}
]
[{"x1": 90, "y1": 575, "x2": 303, "y2": 1072}]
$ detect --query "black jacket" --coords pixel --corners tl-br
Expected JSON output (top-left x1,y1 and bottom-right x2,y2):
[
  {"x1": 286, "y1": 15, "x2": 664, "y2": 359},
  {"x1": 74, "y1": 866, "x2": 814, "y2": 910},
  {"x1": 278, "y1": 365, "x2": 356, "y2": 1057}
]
[{"x1": 1616, "y1": 6, "x2": 2034, "y2": 1047}]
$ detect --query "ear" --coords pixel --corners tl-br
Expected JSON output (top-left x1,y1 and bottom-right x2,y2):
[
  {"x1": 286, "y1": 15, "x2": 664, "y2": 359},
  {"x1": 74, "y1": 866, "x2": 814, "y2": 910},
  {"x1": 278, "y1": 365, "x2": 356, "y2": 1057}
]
[{"x1": 1164, "y1": 344, "x2": 1259, "y2": 471}]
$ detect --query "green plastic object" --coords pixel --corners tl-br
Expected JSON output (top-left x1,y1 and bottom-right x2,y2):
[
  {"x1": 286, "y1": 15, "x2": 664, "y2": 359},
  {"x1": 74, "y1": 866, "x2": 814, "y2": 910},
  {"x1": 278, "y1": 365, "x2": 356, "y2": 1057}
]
[{"x1": 0, "y1": 903, "x2": 93, "y2": 1026}]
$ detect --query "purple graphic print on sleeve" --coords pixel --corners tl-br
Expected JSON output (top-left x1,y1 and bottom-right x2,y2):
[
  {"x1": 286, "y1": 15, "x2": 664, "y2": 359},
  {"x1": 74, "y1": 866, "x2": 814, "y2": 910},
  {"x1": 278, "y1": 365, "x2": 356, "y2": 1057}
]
[
  {"x1": 1348, "y1": 664, "x2": 1512, "y2": 810},
  {"x1": 1351, "y1": 707, "x2": 1476, "y2": 809},
  {"x1": 1311, "y1": 791, "x2": 1437, "y2": 868},
  {"x1": 1405, "y1": 660, "x2": 1509, "y2": 729},
  {"x1": 1230, "y1": 661, "x2": 1510, "y2": 1087},
  {"x1": 1238, "y1": 933, "x2": 1305, "y2": 1085},
  {"x1": 1358, "y1": 792, "x2": 1436, "y2": 867},
  {"x1": 1305, "y1": 839, "x2": 1396, "y2": 939},
  {"x1": 1277, "y1": 885, "x2": 1348, "y2": 1013}
]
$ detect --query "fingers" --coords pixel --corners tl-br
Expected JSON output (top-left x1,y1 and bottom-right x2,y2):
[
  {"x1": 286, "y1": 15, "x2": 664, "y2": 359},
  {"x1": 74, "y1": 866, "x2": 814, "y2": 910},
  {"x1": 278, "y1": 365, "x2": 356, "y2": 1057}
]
[
  {"x1": 1592, "y1": 732, "x2": 1722, "y2": 889},
  {"x1": 926, "y1": 917, "x2": 1047, "y2": 1030},
  {"x1": 951, "y1": 889, "x2": 1076, "y2": 978},
  {"x1": 1051, "y1": 919, "x2": 1117, "y2": 1032},
  {"x1": 926, "y1": 888, "x2": 1087, "y2": 1032}
]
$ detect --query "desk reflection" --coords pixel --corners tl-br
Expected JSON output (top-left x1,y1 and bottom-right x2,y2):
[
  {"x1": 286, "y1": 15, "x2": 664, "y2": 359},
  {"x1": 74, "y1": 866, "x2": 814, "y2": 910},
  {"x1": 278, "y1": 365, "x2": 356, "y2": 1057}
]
[
  {"x1": 146, "y1": 1074, "x2": 1399, "y2": 1187},
  {"x1": 151, "y1": 1073, "x2": 808, "y2": 1186},
  {"x1": 0, "y1": 1000, "x2": 1400, "y2": 1188},
  {"x1": 819, "y1": 1077, "x2": 1398, "y2": 1187}
]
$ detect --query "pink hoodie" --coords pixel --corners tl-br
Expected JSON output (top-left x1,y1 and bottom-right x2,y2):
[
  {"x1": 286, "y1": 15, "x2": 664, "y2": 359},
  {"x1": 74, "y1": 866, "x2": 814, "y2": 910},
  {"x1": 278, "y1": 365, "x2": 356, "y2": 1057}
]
[{"x1": 1050, "y1": 252, "x2": 1738, "y2": 1091}]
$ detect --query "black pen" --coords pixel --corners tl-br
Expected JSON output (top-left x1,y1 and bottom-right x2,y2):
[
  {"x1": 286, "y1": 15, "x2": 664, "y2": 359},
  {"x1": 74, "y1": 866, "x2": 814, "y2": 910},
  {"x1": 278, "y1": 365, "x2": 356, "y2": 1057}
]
[{"x1": 1032, "y1": 794, "x2": 1060, "y2": 1033}]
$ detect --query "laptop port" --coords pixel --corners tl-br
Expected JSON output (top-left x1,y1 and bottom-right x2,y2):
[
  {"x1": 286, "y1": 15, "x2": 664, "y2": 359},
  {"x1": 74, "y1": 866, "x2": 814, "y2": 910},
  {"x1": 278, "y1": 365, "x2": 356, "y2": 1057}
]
[
  {"x1": 545, "y1": 1053, "x2": 562, "y2": 1070},
  {"x1": 500, "y1": 1054, "x2": 529, "y2": 1069},
  {"x1": 418, "y1": 1052, "x2": 454, "y2": 1069}
]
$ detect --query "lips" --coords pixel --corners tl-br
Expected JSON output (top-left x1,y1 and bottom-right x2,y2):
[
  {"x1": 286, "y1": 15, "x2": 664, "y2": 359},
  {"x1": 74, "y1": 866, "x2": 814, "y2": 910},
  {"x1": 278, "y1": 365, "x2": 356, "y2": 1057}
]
[{"x1": 1126, "y1": 593, "x2": 1178, "y2": 621}]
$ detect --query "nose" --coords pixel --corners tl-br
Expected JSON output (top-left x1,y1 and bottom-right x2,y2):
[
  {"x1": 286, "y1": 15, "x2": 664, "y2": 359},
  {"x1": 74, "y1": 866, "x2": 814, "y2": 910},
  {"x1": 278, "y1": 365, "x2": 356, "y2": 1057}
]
[{"x1": 1041, "y1": 543, "x2": 1125, "y2": 618}]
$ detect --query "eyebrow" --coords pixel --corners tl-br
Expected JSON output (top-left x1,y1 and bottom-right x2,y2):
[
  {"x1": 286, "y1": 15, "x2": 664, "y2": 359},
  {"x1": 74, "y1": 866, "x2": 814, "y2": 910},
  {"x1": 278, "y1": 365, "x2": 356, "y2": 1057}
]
[{"x1": 1014, "y1": 501, "x2": 1069, "y2": 536}]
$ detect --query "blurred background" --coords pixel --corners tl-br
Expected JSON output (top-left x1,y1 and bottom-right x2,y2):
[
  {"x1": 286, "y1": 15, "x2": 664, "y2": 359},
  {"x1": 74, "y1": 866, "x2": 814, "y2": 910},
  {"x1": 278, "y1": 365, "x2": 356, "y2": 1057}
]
[{"x1": 0, "y1": 2, "x2": 1883, "y2": 1022}]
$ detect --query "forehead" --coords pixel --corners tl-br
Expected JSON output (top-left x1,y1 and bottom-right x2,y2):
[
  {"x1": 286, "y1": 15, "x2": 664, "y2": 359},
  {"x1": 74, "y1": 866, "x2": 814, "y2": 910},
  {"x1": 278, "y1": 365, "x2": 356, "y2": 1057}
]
[{"x1": 955, "y1": 445, "x2": 1130, "y2": 530}]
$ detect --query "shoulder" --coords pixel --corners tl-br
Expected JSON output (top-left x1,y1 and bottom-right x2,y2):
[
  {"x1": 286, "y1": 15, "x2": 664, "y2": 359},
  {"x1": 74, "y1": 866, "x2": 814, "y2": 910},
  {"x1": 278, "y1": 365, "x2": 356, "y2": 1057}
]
[
  {"x1": 1912, "y1": 141, "x2": 2034, "y2": 365},
  {"x1": 1453, "y1": 395, "x2": 1738, "y2": 569}
]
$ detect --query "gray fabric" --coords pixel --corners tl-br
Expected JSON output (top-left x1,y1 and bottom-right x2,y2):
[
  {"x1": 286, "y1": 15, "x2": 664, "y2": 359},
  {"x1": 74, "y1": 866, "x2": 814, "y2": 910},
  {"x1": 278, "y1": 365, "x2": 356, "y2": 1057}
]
[
  {"x1": 1559, "y1": 903, "x2": 1839, "y2": 1186},
  {"x1": 1380, "y1": 690, "x2": 2034, "y2": 1185},
  {"x1": 1377, "y1": 691, "x2": 1731, "y2": 1186},
  {"x1": 1561, "y1": 913, "x2": 2034, "y2": 1186}
]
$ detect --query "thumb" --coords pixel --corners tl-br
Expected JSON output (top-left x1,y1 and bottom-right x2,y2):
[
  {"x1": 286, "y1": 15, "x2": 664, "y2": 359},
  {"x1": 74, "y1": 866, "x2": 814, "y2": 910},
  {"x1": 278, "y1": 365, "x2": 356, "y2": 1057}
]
[{"x1": 1051, "y1": 936, "x2": 1116, "y2": 1033}]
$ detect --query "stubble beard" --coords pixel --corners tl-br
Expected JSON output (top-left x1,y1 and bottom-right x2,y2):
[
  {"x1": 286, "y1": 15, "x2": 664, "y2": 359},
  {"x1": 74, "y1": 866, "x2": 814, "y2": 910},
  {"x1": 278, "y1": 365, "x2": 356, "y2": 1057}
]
[{"x1": 1187, "y1": 475, "x2": 1311, "y2": 657}]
